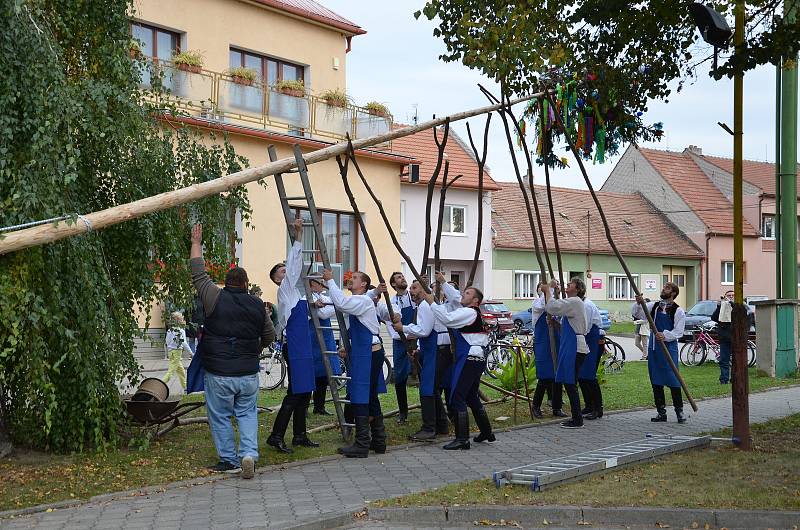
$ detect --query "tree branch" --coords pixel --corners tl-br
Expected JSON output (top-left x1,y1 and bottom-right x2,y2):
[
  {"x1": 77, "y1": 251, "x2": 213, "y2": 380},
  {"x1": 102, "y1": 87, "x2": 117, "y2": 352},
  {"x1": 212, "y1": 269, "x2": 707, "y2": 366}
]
[{"x1": 465, "y1": 114, "x2": 491, "y2": 287}]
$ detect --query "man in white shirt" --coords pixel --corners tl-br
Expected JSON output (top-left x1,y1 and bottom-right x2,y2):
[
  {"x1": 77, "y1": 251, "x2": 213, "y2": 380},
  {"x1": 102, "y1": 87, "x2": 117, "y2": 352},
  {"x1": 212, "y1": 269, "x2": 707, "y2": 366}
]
[
  {"x1": 542, "y1": 277, "x2": 589, "y2": 429},
  {"x1": 422, "y1": 284, "x2": 494, "y2": 450},
  {"x1": 530, "y1": 281, "x2": 567, "y2": 418},
  {"x1": 387, "y1": 272, "x2": 415, "y2": 424},
  {"x1": 633, "y1": 282, "x2": 687, "y2": 423},
  {"x1": 323, "y1": 268, "x2": 386, "y2": 458},
  {"x1": 308, "y1": 279, "x2": 339, "y2": 416},
  {"x1": 579, "y1": 297, "x2": 604, "y2": 420},
  {"x1": 267, "y1": 219, "x2": 318, "y2": 454}
]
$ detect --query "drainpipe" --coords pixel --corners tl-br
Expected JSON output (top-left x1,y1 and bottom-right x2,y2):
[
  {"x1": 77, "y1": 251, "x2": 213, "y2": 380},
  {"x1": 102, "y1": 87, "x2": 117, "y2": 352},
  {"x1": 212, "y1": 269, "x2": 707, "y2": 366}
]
[{"x1": 705, "y1": 232, "x2": 713, "y2": 299}]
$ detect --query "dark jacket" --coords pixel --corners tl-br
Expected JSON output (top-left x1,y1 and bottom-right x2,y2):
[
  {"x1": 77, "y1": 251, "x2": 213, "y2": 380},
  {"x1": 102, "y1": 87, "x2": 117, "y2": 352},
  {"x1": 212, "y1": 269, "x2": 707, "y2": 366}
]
[
  {"x1": 202, "y1": 287, "x2": 266, "y2": 376},
  {"x1": 711, "y1": 303, "x2": 732, "y2": 344}
]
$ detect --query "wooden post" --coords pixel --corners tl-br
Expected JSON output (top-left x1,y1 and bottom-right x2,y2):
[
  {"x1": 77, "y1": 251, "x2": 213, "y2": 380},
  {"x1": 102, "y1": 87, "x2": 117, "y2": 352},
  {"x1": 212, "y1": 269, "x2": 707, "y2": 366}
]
[
  {"x1": 465, "y1": 115, "x2": 491, "y2": 287},
  {"x1": 544, "y1": 92, "x2": 698, "y2": 412},
  {"x1": 540, "y1": 100, "x2": 567, "y2": 295},
  {"x1": 421, "y1": 121, "x2": 451, "y2": 276}
]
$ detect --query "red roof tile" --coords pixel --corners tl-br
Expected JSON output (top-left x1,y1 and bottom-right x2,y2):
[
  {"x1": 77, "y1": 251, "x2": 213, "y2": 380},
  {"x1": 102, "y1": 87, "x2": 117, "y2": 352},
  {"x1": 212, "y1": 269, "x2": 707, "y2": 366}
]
[
  {"x1": 638, "y1": 148, "x2": 758, "y2": 236},
  {"x1": 492, "y1": 182, "x2": 703, "y2": 259},
  {"x1": 391, "y1": 125, "x2": 500, "y2": 191},
  {"x1": 700, "y1": 154, "x2": 800, "y2": 196},
  {"x1": 251, "y1": 0, "x2": 365, "y2": 35}
]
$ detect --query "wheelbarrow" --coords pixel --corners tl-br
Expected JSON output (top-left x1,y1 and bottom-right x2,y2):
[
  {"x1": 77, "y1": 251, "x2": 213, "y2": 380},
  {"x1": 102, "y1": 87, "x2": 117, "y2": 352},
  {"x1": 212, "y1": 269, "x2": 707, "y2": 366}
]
[{"x1": 124, "y1": 377, "x2": 206, "y2": 438}]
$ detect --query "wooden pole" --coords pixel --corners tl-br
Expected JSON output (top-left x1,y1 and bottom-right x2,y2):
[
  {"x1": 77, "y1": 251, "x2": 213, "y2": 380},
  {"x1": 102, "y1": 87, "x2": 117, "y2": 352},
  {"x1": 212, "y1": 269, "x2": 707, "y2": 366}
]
[
  {"x1": 513, "y1": 341, "x2": 535, "y2": 420},
  {"x1": 421, "y1": 121, "x2": 450, "y2": 275},
  {"x1": 0, "y1": 91, "x2": 550, "y2": 255},
  {"x1": 540, "y1": 100, "x2": 567, "y2": 295},
  {"x1": 465, "y1": 115, "x2": 491, "y2": 287},
  {"x1": 480, "y1": 379, "x2": 533, "y2": 403},
  {"x1": 544, "y1": 92, "x2": 698, "y2": 412}
]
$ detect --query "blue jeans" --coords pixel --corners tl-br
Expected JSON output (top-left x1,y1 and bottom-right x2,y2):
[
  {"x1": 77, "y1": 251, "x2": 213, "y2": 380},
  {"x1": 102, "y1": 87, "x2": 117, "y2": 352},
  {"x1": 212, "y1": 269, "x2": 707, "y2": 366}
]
[
  {"x1": 204, "y1": 372, "x2": 259, "y2": 466},
  {"x1": 719, "y1": 341, "x2": 731, "y2": 383}
]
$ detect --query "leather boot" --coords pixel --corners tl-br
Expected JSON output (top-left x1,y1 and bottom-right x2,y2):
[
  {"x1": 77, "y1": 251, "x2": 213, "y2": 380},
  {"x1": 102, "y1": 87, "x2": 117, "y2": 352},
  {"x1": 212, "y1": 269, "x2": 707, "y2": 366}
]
[
  {"x1": 292, "y1": 434, "x2": 320, "y2": 447},
  {"x1": 472, "y1": 406, "x2": 496, "y2": 443},
  {"x1": 410, "y1": 396, "x2": 437, "y2": 441},
  {"x1": 267, "y1": 403, "x2": 294, "y2": 454},
  {"x1": 339, "y1": 416, "x2": 371, "y2": 458},
  {"x1": 671, "y1": 387, "x2": 687, "y2": 423},
  {"x1": 434, "y1": 393, "x2": 449, "y2": 435},
  {"x1": 585, "y1": 382, "x2": 603, "y2": 420},
  {"x1": 443, "y1": 411, "x2": 470, "y2": 450},
  {"x1": 395, "y1": 384, "x2": 408, "y2": 423},
  {"x1": 651, "y1": 385, "x2": 667, "y2": 422},
  {"x1": 369, "y1": 415, "x2": 387, "y2": 454},
  {"x1": 579, "y1": 380, "x2": 593, "y2": 416}
]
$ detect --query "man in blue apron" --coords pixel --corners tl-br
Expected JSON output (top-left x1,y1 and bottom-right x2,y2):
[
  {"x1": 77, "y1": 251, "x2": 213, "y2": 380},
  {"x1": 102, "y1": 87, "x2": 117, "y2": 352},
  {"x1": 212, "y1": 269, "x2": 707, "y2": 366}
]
[
  {"x1": 432, "y1": 273, "x2": 465, "y2": 435},
  {"x1": 394, "y1": 280, "x2": 438, "y2": 441},
  {"x1": 633, "y1": 282, "x2": 687, "y2": 423},
  {"x1": 324, "y1": 269, "x2": 387, "y2": 458},
  {"x1": 308, "y1": 278, "x2": 340, "y2": 416},
  {"x1": 267, "y1": 218, "x2": 318, "y2": 454},
  {"x1": 388, "y1": 272, "x2": 415, "y2": 424},
  {"x1": 543, "y1": 278, "x2": 589, "y2": 429},
  {"x1": 579, "y1": 297, "x2": 604, "y2": 420},
  {"x1": 530, "y1": 280, "x2": 566, "y2": 418},
  {"x1": 424, "y1": 285, "x2": 494, "y2": 450}
]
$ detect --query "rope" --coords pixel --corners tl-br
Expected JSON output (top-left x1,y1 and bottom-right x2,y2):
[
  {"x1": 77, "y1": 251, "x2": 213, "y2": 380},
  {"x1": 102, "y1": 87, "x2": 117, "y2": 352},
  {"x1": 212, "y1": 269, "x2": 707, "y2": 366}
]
[{"x1": 0, "y1": 213, "x2": 93, "y2": 234}]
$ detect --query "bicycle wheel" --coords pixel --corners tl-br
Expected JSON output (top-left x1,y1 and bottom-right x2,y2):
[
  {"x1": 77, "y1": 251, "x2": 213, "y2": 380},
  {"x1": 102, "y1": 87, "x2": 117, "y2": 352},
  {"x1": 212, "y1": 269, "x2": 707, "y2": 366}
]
[
  {"x1": 747, "y1": 340, "x2": 757, "y2": 367},
  {"x1": 679, "y1": 342, "x2": 703, "y2": 367},
  {"x1": 607, "y1": 338, "x2": 626, "y2": 364},
  {"x1": 484, "y1": 344, "x2": 503, "y2": 378},
  {"x1": 259, "y1": 349, "x2": 287, "y2": 390},
  {"x1": 383, "y1": 357, "x2": 393, "y2": 384}
]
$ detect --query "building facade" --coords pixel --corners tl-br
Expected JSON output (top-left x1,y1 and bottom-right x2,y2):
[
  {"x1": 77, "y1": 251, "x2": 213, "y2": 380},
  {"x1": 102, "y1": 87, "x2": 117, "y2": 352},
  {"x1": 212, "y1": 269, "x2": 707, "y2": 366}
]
[{"x1": 491, "y1": 183, "x2": 703, "y2": 318}]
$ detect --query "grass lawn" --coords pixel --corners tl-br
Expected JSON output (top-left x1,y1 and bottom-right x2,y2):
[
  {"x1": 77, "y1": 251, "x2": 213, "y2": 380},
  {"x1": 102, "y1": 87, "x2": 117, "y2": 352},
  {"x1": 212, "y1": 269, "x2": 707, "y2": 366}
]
[
  {"x1": 0, "y1": 364, "x2": 796, "y2": 512},
  {"x1": 608, "y1": 321, "x2": 636, "y2": 334},
  {"x1": 374, "y1": 412, "x2": 800, "y2": 511}
]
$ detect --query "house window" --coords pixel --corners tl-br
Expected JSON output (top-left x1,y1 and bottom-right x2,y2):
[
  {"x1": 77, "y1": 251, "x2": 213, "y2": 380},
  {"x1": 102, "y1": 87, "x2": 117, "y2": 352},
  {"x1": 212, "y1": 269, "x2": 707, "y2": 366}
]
[
  {"x1": 229, "y1": 48, "x2": 305, "y2": 86},
  {"x1": 608, "y1": 274, "x2": 638, "y2": 300},
  {"x1": 442, "y1": 205, "x2": 466, "y2": 235},
  {"x1": 514, "y1": 271, "x2": 541, "y2": 299},
  {"x1": 762, "y1": 214, "x2": 775, "y2": 239},
  {"x1": 400, "y1": 200, "x2": 406, "y2": 233},
  {"x1": 130, "y1": 22, "x2": 181, "y2": 89},
  {"x1": 290, "y1": 207, "x2": 358, "y2": 286},
  {"x1": 721, "y1": 261, "x2": 747, "y2": 284}
]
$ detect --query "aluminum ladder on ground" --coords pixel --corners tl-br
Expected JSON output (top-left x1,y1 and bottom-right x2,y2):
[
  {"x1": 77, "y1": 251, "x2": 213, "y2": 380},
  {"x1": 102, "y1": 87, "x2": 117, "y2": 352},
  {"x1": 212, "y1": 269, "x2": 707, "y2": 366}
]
[
  {"x1": 269, "y1": 144, "x2": 353, "y2": 440},
  {"x1": 494, "y1": 434, "x2": 711, "y2": 490}
]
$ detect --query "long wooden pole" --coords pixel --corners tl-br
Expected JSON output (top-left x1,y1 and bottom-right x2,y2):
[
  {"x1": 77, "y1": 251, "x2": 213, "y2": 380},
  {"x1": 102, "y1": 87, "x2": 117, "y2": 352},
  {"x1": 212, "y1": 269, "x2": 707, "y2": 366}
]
[
  {"x1": 544, "y1": 92, "x2": 698, "y2": 412},
  {"x1": 540, "y1": 101, "x2": 567, "y2": 295},
  {"x1": 421, "y1": 121, "x2": 450, "y2": 274},
  {"x1": 0, "y1": 92, "x2": 549, "y2": 255},
  {"x1": 465, "y1": 116, "x2": 491, "y2": 288}
]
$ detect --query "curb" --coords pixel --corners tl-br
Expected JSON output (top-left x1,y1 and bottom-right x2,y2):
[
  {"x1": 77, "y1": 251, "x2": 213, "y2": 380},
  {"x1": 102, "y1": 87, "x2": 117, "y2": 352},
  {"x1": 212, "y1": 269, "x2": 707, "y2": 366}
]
[
  {"x1": 2, "y1": 384, "x2": 799, "y2": 521},
  {"x1": 283, "y1": 510, "x2": 357, "y2": 530},
  {"x1": 367, "y1": 505, "x2": 800, "y2": 530}
]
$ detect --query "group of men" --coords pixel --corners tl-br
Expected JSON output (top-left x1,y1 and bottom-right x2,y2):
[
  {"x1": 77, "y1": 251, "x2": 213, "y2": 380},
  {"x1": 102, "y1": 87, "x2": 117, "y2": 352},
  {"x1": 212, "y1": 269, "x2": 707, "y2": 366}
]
[{"x1": 189, "y1": 219, "x2": 689, "y2": 478}]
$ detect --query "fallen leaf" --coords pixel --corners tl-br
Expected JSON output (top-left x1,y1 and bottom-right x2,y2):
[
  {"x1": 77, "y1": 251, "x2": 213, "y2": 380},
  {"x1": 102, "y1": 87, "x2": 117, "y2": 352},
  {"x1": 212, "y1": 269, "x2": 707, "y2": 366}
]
[
  {"x1": 542, "y1": 519, "x2": 549, "y2": 525},
  {"x1": 655, "y1": 523, "x2": 670, "y2": 529},
  {"x1": 577, "y1": 521, "x2": 592, "y2": 526}
]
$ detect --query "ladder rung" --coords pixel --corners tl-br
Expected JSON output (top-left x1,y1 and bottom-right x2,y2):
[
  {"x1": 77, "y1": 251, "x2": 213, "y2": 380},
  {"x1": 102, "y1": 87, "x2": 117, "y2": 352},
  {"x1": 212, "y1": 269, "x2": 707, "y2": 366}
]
[
  {"x1": 303, "y1": 274, "x2": 324, "y2": 279},
  {"x1": 317, "y1": 327, "x2": 335, "y2": 330},
  {"x1": 283, "y1": 195, "x2": 307, "y2": 201},
  {"x1": 301, "y1": 249, "x2": 318, "y2": 254},
  {"x1": 331, "y1": 375, "x2": 351, "y2": 380},
  {"x1": 342, "y1": 422, "x2": 355, "y2": 427},
  {"x1": 336, "y1": 399, "x2": 351, "y2": 404}
]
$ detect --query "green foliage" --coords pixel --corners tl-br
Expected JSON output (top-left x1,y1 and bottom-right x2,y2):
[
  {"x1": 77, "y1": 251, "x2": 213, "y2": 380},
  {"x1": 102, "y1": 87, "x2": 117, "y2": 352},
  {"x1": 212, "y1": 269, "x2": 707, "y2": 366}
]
[
  {"x1": 491, "y1": 351, "x2": 536, "y2": 392},
  {"x1": 274, "y1": 79, "x2": 306, "y2": 93},
  {"x1": 0, "y1": 1, "x2": 251, "y2": 452},
  {"x1": 171, "y1": 50, "x2": 204, "y2": 67},
  {"x1": 225, "y1": 66, "x2": 257, "y2": 83},
  {"x1": 364, "y1": 101, "x2": 390, "y2": 117},
  {"x1": 319, "y1": 88, "x2": 349, "y2": 108}
]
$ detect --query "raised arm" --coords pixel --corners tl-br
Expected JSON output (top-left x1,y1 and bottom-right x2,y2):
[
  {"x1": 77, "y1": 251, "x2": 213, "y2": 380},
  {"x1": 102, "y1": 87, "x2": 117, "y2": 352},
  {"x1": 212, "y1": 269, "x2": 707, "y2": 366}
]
[
  {"x1": 325, "y1": 275, "x2": 370, "y2": 317},
  {"x1": 403, "y1": 301, "x2": 434, "y2": 338},
  {"x1": 189, "y1": 224, "x2": 220, "y2": 316},
  {"x1": 430, "y1": 304, "x2": 479, "y2": 328}
]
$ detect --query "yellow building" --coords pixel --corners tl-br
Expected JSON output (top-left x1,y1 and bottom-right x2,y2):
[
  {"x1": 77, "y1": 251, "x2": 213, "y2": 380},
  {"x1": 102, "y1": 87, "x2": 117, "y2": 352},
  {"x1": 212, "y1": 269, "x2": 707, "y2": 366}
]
[{"x1": 131, "y1": 0, "x2": 412, "y2": 336}]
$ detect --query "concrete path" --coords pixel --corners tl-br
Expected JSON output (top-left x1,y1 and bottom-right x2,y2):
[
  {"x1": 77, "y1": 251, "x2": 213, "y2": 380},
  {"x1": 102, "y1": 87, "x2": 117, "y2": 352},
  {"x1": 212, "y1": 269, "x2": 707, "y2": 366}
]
[{"x1": 3, "y1": 386, "x2": 798, "y2": 530}]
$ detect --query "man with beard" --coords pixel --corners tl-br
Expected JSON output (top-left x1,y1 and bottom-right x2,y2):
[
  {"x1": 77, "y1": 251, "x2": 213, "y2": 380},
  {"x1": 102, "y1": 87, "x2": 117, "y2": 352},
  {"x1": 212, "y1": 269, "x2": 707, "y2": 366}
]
[{"x1": 633, "y1": 282, "x2": 687, "y2": 423}]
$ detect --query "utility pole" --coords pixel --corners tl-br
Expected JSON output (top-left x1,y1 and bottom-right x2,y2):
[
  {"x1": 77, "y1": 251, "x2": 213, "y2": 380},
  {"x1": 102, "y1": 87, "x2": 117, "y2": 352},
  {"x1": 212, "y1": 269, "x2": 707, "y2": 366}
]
[{"x1": 731, "y1": 0, "x2": 752, "y2": 450}]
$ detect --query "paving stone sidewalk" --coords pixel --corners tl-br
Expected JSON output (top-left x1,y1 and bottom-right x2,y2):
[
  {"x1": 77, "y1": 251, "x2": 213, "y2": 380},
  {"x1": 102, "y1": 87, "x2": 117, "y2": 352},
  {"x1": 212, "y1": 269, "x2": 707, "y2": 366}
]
[{"x1": 3, "y1": 386, "x2": 799, "y2": 530}]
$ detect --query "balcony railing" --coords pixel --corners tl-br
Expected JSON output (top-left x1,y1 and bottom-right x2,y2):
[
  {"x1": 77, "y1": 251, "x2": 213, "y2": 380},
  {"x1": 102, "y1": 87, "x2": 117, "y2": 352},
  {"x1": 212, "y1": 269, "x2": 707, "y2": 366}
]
[{"x1": 136, "y1": 58, "x2": 393, "y2": 145}]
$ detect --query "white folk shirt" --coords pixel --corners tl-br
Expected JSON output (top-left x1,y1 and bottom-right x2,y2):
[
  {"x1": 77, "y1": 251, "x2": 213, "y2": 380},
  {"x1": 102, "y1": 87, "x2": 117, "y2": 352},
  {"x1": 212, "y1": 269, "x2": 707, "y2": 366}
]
[
  {"x1": 632, "y1": 300, "x2": 686, "y2": 346},
  {"x1": 312, "y1": 292, "x2": 336, "y2": 321},
  {"x1": 376, "y1": 300, "x2": 401, "y2": 337},
  {"x1": 430, "y1": 304, "x2": 489, "y2": 359},
  {"x1": 433, "y1": 282, "x2": 463, "y2": 346},
  {"x1": 546, "y1": 296, "x2": 589, "y2": 353},
  {"x1": 584, "y1": 298, "x2": 603, "y2": 336},
  {"x1": 277, "y1": 240, "x2": 304, "y2": 336},
  {"x1": 402, "y1": 299, "x2": 434, "y2": 339},
  {"x1": 367, "y1": 289, "x2": 414, "y2": 341},
  {"x1": 531, "y1": 289, "x2": 555, "y2": 323},
  {"x1": 326, "y1": 279, "x2": 381, "y2": 344}
]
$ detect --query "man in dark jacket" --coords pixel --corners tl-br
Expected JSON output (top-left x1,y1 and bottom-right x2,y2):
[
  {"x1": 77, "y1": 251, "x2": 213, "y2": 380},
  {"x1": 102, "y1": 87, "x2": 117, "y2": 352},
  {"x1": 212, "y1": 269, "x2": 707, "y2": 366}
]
[
  {"x1": 711, "y1": 290, "x2": 734, "y2": 384},
  {"x1": 191, "y1": 224, "x2": 275, "y2": 478}
]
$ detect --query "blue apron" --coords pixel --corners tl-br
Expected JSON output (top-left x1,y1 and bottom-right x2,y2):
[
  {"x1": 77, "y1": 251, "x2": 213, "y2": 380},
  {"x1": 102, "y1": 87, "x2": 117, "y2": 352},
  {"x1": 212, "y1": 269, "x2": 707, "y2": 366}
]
[
  {"x1": 392, "y1": 301, "x2": 415, "y2": 383},
  {"x1": 533, "y1": 313, "x2": 556, "y2": 380},
  {"x1": 347, "y1": 314, "x2": 372, "y2": 405},
  {"x1": 310, "y1": 313, "x2": 341, "y2": 378},
  {"x1": 449, "y1": 330, "x2": 472, "y2": 402},
  {"x1": 555, "y1": 317, "x2": 578, "y2": 385},
  {"x1": 418, "y1": 330, "x2": 438, "y2": 397},
  {"x1": 186, "y1": 331, "x2": 205, "y2": 393},
  {"x1": 285, "y1": 301, "x2": 316, "y2": 394},
  {"x1": 579, "y1": 324, "x2": 601, "y2": 381},
  {"x1": 648, "y1": 308, "x2": 680, "y2": 388}
]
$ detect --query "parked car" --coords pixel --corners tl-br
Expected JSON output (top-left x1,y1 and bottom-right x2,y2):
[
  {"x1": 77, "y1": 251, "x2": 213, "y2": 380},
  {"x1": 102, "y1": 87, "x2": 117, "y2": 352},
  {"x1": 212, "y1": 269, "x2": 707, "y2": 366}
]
[
  {"x1": 481, "y1": 301, "x2": 515, "y2": 334},
  {"x1": 682, "y1": 299, "x2": 755, "y2": 341},
  {"x1": 598, "y1": 309, "x2": 612, "y2": 331},
  {"x1": 512, "y1": 307, "x2": 533, "y2": 331}
]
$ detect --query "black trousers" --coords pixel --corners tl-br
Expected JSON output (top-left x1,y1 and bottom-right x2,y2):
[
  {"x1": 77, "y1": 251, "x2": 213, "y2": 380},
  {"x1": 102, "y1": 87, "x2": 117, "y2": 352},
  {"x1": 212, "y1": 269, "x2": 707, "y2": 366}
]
[
  {"x1": 451, "y1": 358, "x2": 485, "y2": 414},
  {"x1": 652, "y1": 384, "x2": 683, "y2": 413},
  {"x1": 313, "y1": 376, "x2": 328, "y2": 411},
  {"x1": 272, "y1": 352, "x2": 311, "y2": 438},
  {"x1": 352, "y1": 347, "x2": 385, "y2": 417},
  {"x1": 579, "y1": 350, "x2": 603, "y2": 412},
  {"x1": 563, "y1": 353, "x2": 586, "y2": 422},
  {"x1": 532, "y1": 378, "x2": 563, "y2": 410}
]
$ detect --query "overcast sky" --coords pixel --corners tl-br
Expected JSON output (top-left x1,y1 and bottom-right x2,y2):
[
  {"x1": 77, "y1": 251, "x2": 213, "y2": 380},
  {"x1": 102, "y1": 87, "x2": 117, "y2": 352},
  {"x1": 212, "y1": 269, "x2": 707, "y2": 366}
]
[{"x1": 324, "y1": 0, "x2": 792, "y2": 189}]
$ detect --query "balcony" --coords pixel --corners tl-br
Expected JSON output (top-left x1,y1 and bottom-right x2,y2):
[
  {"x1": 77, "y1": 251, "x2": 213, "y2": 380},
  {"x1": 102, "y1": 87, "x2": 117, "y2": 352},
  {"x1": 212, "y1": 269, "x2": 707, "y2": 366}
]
[{"x1": 136, "y1": 58, "x2": 393, "y2": 145}]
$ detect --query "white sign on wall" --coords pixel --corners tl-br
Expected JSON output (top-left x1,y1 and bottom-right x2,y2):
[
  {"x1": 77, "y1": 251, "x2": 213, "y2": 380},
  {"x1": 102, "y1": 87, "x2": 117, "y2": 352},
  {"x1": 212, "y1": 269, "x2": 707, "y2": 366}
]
[{"x1": 645, "y1": 279, "x2": 658, "y2": 290}]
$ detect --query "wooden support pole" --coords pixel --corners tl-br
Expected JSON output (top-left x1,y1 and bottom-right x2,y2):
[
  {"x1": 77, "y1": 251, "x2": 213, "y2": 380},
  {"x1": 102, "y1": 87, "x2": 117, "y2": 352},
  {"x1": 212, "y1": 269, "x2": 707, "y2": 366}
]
[
  {"x1": 421, "y1": 121, "x2": 450, "y2": 275},
  {"x1": 465, "y1": 115, "x2": 491, "y2": 288},
  {"x1": 540, "y1": 100, "x2": 567, "y2": 296},
  {"x1": 0, "y1": 91, "x2": 550, "y2": 255},
  {"x1": 544, "y1": 92, "x2": 698, "y2": 412}
]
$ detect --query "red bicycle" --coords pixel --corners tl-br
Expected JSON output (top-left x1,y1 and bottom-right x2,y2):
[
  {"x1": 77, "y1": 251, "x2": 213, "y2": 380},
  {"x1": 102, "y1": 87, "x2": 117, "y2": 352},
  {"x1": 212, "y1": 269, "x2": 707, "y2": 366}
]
[{"x1": 679, "y1": 322, "x2": 756, "y2": 367}]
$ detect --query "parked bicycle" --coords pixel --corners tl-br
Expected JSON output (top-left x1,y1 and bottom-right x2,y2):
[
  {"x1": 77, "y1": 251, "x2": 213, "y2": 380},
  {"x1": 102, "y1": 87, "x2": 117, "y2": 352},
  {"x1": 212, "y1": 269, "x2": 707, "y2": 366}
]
[
  {"x1": 484, "y1": 325, "x2": 533, "y2": 378},
  {"x1": 258, "y1": 340, "x2": 287, "y2": 390},
  {"x1": 603, "y1": 335, "x2": 626, "y2": 372},
  {"x1": 679, "y1": 321, "x2": 756, "y2": 367}
]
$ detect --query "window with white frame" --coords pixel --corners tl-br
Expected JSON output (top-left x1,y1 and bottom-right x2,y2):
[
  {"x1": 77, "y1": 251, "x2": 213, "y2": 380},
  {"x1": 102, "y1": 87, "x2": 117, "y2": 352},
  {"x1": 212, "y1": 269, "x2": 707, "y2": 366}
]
[
  {"x1": 514, "y1": 271, "x2": 541, "y2": 299},
  {"x1": 400, "y1": 200, "x2": 406, "y2": 233},
  {"x1": 721, "y1": 261, "x2": 734, "y2": 284},
  {"x1": 608, "y1": 274, "x2": 638, "y2": 300},
  {"x1": 761, "y1": 214, "x2": 775, "y2": 239},
  {"x1": 442, "y1": 204, "x2": 466, "y2": 234}
]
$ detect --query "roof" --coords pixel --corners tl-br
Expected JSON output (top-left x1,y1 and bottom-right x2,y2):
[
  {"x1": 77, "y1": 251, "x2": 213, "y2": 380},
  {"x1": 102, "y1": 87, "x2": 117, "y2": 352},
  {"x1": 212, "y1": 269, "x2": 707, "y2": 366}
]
[
  {"x1": 700, "y1": 154, "x2": 800, "y2": 197},
  {"x1": 492, "y1": 182, "x2": 703, "y2": 259},
  {"x1": 250, "y1": 0, "x2": 366, "y2": 36},
  {"x1": 391, "y1": 125, "x2": 501, "y2": 191},
  {"x1": 637, "y1": 148, "x2": 758, "y2": 236}
]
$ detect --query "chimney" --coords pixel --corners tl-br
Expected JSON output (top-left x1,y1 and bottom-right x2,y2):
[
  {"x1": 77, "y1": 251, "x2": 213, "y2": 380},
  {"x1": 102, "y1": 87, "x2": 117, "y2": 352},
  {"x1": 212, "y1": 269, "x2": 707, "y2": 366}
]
[{"x1": 686, "y1": 145, "x2": 703, "y2": 155}]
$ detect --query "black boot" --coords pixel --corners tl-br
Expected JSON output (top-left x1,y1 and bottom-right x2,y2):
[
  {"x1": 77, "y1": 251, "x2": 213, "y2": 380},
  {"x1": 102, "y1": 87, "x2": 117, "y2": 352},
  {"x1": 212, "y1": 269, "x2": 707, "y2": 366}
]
[
  {"x1": 370, "y1": 415, "x2": 387, "y2": 454},
  {"x1": 292, "y1": 434, "x2": 320, "y2": 447},
  {"x1": 585, "y1": 382, "x2": 603, "y2": 420},
  {"x1": 531, "y1": 380, "x2": 546, "y2": 419},
  {"x1": 292, "y1": 394, "x2": 315, "y2": 446},
  {"x1": 443, "y1": 411, "x2": 470, "y2": 450},
  {"x1": 339, "y1": 416, "x2": 371, "y2": 458},
  {"x1": 267, "y1": 403, "x2": 294, "y2": 454},
  {"x1": 552, "y1": 409, "x2": 568, "y2": 418},
  {"x1": 472, "y1": 407, "x2": 496, "y2": 444},
  {"x1": 651, "y1": 384, "x2": 667, "y2": 422},
  {"x1": 410, "y1": 396, "x2": 437, "y2": 441},
  {"x1": 395, "y1": 383, "x2": 408, "y2": 423},
  {"x1": 579, "y1": 380, "x2": 593, "y2": 416},
  {"x1": 671, "y1": 387, "x2": 687, "y2": 423},
  {"x1": 434, "y1": 394, "x2": 449, "y2": 435}
]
